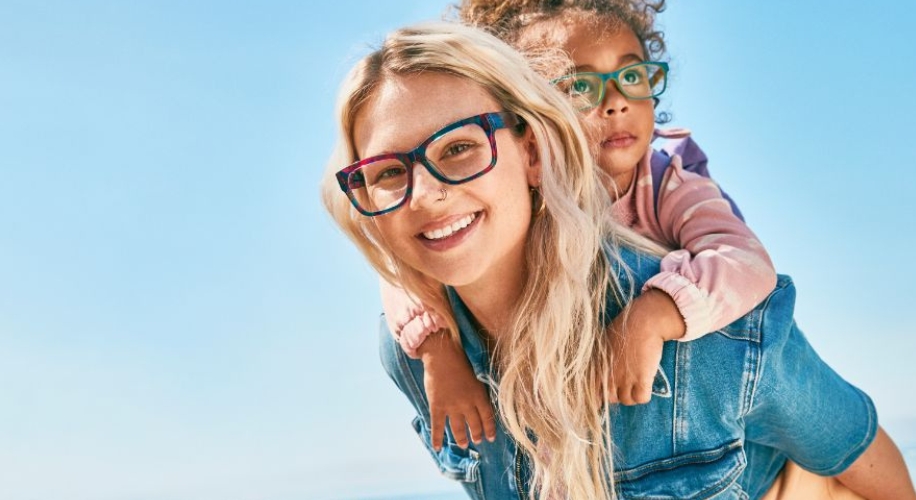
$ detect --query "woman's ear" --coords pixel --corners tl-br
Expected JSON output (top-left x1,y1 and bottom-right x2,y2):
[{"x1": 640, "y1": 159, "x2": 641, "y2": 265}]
[{"x1": 524, "y1": 128, "x2": 542, "y2": 187}]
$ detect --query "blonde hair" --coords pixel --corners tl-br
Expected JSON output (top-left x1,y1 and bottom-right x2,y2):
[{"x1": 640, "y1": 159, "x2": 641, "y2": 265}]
[{"x1": 321, "y1": 22, "x2": 662, "y2": 499}]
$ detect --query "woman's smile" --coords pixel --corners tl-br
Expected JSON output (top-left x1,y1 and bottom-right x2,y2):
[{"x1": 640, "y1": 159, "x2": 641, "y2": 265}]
[{"x1": 416, "y1": 210, "x2": 483, "y2": 251}]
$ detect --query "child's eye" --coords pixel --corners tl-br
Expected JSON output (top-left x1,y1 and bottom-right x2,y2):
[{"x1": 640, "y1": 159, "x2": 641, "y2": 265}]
[
  {"x1": 620, "y1": 69, "x2": 644, "y2": 86},
  {"x1": 570, "y1": 78, "x2": 594, "y2": 95}
]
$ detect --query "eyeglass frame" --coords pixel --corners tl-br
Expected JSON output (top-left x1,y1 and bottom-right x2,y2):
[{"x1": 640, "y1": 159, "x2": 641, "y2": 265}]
[
  {"x1": 335, "y1": 111, "x2": 526, "y2": 217},
  {"x1": 551, "y1": 61, "x2": 669, "y2": 111}
]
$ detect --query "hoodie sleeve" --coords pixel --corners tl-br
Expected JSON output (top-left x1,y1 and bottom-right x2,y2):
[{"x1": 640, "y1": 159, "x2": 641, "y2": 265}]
[{"x1": 643, "y1": 156, "x2": 777, "y2": 340}]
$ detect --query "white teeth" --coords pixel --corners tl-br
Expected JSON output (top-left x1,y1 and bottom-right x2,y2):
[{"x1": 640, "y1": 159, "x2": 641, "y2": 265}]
[{"x1": 423, "y1": 213, "x2": 476, "y2": 240}]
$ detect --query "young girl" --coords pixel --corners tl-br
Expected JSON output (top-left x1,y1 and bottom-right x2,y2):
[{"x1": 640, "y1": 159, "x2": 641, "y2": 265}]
[
  {"x1": 323, "y1": 22, "x2": 914, "y2": 499},
  {"x1": 381, "y1": 0, "x2": 776, "y2": 450}
]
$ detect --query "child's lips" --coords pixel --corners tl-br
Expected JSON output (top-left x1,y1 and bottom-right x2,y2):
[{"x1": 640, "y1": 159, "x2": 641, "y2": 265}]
[{"x1": 601, "y1": 133, "x2": 637, "y2": 149}]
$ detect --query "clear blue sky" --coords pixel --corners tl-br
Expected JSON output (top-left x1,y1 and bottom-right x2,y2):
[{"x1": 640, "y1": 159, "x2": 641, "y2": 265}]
[{"x1": 1, "y1": 1, "x2": 914, "y2": 499}]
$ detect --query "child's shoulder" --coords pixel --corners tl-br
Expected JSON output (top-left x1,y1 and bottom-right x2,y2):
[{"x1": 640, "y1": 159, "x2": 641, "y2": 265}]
[
  {"x1": 652, "y1": 128, "x2": 708, "y2": 177},
  {"x1": 653, "y1": 127, "x2": 692, "y2": 142},
  {"x1": 645, "y1": 127, "x2": 711, "y2": 205},
  {"x1": 650, "y1": 128, "x2": 745, "y2": 221}
]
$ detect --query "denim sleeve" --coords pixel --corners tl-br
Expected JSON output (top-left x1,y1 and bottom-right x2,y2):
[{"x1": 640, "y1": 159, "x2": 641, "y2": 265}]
[
  {"x1": 743, "y1": 278, "x2": 878, "y2": 476},
  {"x1": 377, "y1": 313, "x2": 527, "y2": 500},
  {"x1": 377, "y1": 313, "x2": 430, "y2": 420}
]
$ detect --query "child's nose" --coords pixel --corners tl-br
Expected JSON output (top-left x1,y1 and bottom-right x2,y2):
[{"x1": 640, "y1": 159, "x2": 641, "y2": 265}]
[{"x1": 601, "y1": 82, "x2": 630, "y2": 116}]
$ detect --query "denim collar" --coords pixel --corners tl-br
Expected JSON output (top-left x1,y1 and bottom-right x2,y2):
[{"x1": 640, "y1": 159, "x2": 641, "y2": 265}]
[{"x1": 445, "y1": 285, "x2": 671, "y2": 398}]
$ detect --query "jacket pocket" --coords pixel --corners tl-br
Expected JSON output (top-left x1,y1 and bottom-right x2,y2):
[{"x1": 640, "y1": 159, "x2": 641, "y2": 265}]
[
  {"x1": 614, "y1": 439, "x2": 747, "y2": 499},
  {"x1": 411, "y1": 415, "x2": 482, "y2": 483}
]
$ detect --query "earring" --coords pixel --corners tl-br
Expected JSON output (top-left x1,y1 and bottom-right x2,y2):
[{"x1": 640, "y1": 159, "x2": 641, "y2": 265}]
[{"x1": 530, "y1": 187, "x2": 546, "y2": 217}]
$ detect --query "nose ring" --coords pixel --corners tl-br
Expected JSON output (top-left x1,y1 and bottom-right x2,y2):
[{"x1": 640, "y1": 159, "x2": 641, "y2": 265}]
[{"x1": 437, "y1": 188, "x2": 448, "y2": 202}]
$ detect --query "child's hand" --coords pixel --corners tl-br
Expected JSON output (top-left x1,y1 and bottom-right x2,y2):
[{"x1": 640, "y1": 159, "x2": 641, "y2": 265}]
[
  {"x1": 399, "y1": 311, "x2": 443, "y2": 358},
  {"x1": 607, "y1": 322, "x2": 666, "y2": 405},
  {"x1": 419, "y1": 332, "x2": 497, "y2": 451},
  {"x1": 606, "y1": 289, "x2": 685, "y2": 405},
  {"x1": 379, "y1": 278, "x2": 443, "y2": 358}
]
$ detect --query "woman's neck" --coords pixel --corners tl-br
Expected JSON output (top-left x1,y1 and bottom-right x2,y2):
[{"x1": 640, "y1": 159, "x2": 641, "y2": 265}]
[{"x1": 453, "y1": 260, "x2": 526, "y2": 341}]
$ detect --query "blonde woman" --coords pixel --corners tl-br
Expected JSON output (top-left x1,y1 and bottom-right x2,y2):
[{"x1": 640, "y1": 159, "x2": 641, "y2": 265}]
[{"x1": 321, "y1": 22, "x2": 912, "y2": 500}]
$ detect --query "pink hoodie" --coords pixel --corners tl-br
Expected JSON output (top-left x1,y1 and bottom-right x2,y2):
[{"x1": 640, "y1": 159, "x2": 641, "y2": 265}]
[{"x1": 613, "y1": 129, "x2": 777, "y2": 340}]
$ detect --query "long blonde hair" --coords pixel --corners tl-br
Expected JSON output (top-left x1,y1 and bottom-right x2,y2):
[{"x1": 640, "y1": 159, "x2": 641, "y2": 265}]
[{"x1": 321, "y1": 22, "x2": 661, "y2": 499}]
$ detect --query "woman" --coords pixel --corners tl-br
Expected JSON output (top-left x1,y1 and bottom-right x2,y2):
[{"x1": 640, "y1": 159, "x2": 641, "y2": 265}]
[{"x1": 321, "y1": 22, "x2": 912, "y2": 500}]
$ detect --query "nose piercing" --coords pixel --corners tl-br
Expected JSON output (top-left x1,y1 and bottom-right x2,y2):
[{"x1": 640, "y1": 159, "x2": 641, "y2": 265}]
[{"x1": 437, "y1": 188, "x2": 448, "y2": 202}]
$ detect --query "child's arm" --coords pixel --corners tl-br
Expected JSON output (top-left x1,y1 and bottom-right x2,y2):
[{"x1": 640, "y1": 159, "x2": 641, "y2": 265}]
[
  {"x1": 608, "y1": 155, "x2": 776, "y2": 405},
  {"x1": 379, "y1": 277, "x2": 443, "y2": 358},
  {"x1": 417, "y1": 330, "x2": 497, "y2": 451},
  {"x1": 647, "y1": 156, "x2": 777, "y2": 340},
  {"x1": 379, "y1": 278, "x2": 496, "y2": 449},
  {"x1": 835, "y1": 426, "x2": 916, "y2": 499}
]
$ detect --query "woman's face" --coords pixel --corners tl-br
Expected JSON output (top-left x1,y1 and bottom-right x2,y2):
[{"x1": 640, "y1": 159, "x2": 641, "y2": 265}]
[{"x1": 352, "y1": 72, "x2": 539, "y2": 290}]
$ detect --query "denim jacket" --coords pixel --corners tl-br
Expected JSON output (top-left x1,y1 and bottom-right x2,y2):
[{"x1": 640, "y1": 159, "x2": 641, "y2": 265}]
[{"x1": 378, "y1": 247, "x2": 876, "y2": 500}]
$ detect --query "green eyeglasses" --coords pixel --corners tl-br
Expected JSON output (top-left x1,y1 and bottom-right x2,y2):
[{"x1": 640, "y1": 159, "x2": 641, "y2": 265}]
[{"x1": 551, "y1": 61, "x2": 669, "y2": 111}]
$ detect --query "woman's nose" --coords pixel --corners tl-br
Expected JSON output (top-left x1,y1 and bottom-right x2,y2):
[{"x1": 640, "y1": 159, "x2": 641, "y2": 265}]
[{"x1": 408, "y1": 162, "x2": 447, "y2": 210}]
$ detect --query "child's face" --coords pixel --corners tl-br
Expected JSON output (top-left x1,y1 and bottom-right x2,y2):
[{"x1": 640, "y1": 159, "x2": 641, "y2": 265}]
[{"x1": 524, "y1": 22, "x2": 656, "y2": 194}]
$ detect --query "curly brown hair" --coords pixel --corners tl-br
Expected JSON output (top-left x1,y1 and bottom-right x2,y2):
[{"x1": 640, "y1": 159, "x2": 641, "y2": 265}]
[
  {"x1": 456, "y1": 0, "x2": 666, "y2": 63},
  {"x1": 453, "y1": 0, "x2": 669, "y2": 122}
]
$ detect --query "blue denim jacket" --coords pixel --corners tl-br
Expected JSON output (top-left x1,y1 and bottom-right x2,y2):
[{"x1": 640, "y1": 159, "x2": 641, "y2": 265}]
[{"x1": 378, "y1": 247, "x2": 876, "y2": 500}]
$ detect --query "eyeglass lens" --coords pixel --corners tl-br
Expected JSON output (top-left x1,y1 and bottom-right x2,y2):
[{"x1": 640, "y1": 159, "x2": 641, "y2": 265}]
[
  {"x1": 556, "y1": 63, "x2": 666, "y2": 109},
  {"x1": 346, "y1": 122, "x2": 494, "y2": 214}
]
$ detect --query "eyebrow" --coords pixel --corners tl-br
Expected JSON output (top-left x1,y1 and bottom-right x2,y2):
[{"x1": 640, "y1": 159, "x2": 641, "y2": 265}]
[
  {"x1": 362, "y1": 114, "x2": 472, "y2": 158},
  {"x1": 574, "y1": 53, "x2": 645, "y2": 73}
]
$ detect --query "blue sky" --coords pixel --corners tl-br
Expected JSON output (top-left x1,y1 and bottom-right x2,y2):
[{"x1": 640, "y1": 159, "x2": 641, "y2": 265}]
[{"x1": 1, "y1": 1, "x2": 915, "y2": 499}]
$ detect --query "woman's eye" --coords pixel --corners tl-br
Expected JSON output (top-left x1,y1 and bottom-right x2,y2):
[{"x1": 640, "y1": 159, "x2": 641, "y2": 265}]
[
  {"x1": 348, "y1": 170, "x2": 366, "y2": 189},
  {"x1": 374, "y1": 165, "x2": 406, "y2": 183},
  {"x1": 443, "y1": 142, "x2": 473, "y2": 158}
]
